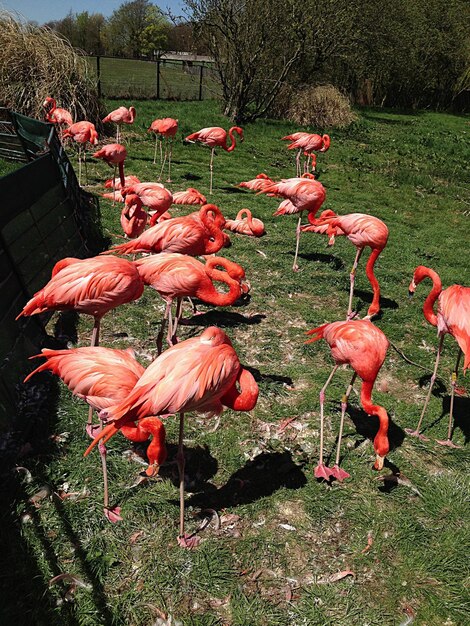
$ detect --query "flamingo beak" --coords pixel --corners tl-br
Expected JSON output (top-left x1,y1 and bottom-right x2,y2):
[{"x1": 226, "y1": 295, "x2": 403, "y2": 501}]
[
  {"x1": 374, "y1": 455, "x2": 385, "y2": 471},
  {"x1": 242, "y1": 280, "x2": 251, "y2": 294},
  {"x1": 145, "y1": 463, "x2": 160, "y2": 477},
  {"x1": 408, "y1": 280, "x2": 416, "y2": 298}
]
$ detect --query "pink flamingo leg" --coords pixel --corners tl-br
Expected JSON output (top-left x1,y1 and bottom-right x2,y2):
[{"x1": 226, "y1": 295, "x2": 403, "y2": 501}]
[
  {"x1": 171, "y1": 297, "x2": 183, "y2": 344},
  {"x1": 406, "y1": 334, "x2": 445, "y2": 441},
  {"x1": 78, "y1": 145, "x2": 82, "y2": 186},
  {"x1": 158, "y1": 141, "x2": 168, "y2": 181},
  {"x1": 293, "y1": 216, "x2": 302, "y2": 272},
  {"x1": 153, "y1": 136, "x2": 159, "y2": 165},
  {"x1": 167, "y1": 141, "x2": 173, "y2": 183},
  {"x1": 347, "y1": 247, "x2": 364, "y2": 320},
  {"x1": 315, "y1": 365, "x2": 339, "y2": 480},
  {"x1": 331, "y1": 372, "x2": 357, "y2": 481},
  {"x1": 209, "y1": 148, "x2": 215, "y2": 195},
  {"x1": 436, "y1": 349, "x2": 463, "y2": 448},
  {"x1": 176, "y1": 412, "x2": 198, "y2": 548},
  {"x1": 295, "y1": 149, "x2": 302, "y2": 177},
  {"x1": 157, "y1": 301, "x2": 172, "y2": 355}
]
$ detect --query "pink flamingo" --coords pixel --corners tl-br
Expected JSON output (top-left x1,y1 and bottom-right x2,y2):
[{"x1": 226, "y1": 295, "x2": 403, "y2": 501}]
[
  {"x1": 282, "y1": 132, "x2": 330, "y2": 176},
  {"x1": 121, "y1": 182, "x2": 173, "y2": 223},
  {"x1": 172, "y1": 187, "x2": 207, "y2": 206},
  {"x1": 85, "y1": 326, "x2": 259, "y2": 546},
  {"x1": 407, "y1": 266, "x2": 470, "y2": 446},
  {"x1": 225, "y1": 209, "x2": 266, "y2": 237},
  {"x1": 135, "y1": 253, "x2": 249, "y2": 352},
  {"x1": 148, "y1": 117, "x2": 178, "y2": 180},
  {"x1": 238, "y1": 173, "x2": 275, "y2": 192},
  {"x1": 259, "y1": 174, "x2": 326, "y2": 270},
  {"x1": 62, "y1": 121, "x2": 99, "y2": 185},
  {"x1": 185, "y1": 126, "x2": 244, "y2": 194},
  {"x1": 102, "y1": 105, "x2": 136, "y2": 143},
  {"x1": 120, "y1": 194, "x2": 147, "y2": 239},
  {"x1": 43, "y1": 97, "x2": 73, "y2": 137},
  {"x1": 302, "y1": 210, "x2": 389, "y2": 319},
  {"x1": 25, "y1": 346, "x2": 166, "y2": 521},
  {"x1": 103, "y1": 204, "x2": 229, "y2": 257},
  {"x1": 93, "y1": 143, "x2": 127, "y2": 202},
  {"x1": 306, "y1": 320, "x2": 390, "y2": 481}
]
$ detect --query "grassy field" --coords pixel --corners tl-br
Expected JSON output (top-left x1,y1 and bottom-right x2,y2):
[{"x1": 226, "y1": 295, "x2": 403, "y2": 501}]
[
  {"x1": 1, "y1": 100, "x2": 470, "y2": 626},
  {"x1": 85, "y1": 56, "x2": 222, "y2": 101}
]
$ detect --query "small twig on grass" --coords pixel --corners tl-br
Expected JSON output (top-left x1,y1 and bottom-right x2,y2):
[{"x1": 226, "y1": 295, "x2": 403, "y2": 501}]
[{"x1": 389, "y1": 341, "x2": 429, "y2": 372}]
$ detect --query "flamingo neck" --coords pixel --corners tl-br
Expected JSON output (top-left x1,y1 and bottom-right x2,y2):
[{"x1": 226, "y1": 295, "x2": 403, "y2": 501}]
[
  {"x1": 198, "y1": 263, "x2": 241, "y2": 306},
  {"x1": 118, "y1": 162, "x2": 126, "y2": 187},
  {"x1": 360, "y1": 381, "x2": 390, "y2": 458},
  {"x1": 365, "y1": 247, "x2": 383, "y2": 317},
  {"x1": 226, "y1": 127, "x2": 240, "y2": 152},
  {"x1": 200, "y1": 205, "x2": 225, "y2": 253},
  {"x1": 129, "y1": 107, "x2": 136, "y2": 123},
  {"x1": 221, "y1": 368, "x2": 259, "y2": 411},
  {"x1": 414, "y1": 266, "x2": 441, "y2": 327}
]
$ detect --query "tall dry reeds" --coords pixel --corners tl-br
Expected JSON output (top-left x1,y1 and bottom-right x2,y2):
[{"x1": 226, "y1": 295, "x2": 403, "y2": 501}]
[{"x1": 0, "y1": 11, "x2": 103, "y2": 124}]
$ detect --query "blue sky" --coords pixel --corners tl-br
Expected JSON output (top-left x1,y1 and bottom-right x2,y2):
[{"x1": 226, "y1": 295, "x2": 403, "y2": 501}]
[{"x1": 0, "y1": 1, "x2": 186, "y2": 24}]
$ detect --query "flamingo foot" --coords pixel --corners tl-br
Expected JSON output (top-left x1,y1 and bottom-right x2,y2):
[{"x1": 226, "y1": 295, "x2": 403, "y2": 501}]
[
  {"x1": 331, "y1": 464, "x2": 351, "y2": 482},
  {"x1": 104, "y1": 506, "x2": 122, "y2": 523},
  {"x1": 347, "y1": 311, "x2": 359, "y2": 321},
  {"x1": 292, "y1": 264, "x2": 299, "y2": 272},
  {"x1": 435, "y1": 438, "x2": 462, "y2": 448},
  {"x1": 314, "y1": 463, "x2": 334, "y2": 481},
  {"x1": 405, "y1": 428, "x2": 430, "y2": 442},
  {"x1": 177, "y1": 533, "x2": 201, "y2": 549},
  {"x1": 86, "y1": 423, "x2": 103, "y2": 439}
]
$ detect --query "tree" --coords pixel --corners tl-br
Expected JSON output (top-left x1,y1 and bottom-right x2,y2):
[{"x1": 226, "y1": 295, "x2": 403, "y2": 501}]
[
  {"x1": 103, "y1": 0, "x2": 169, "y2": 58},
  {"x1": 45, "y1": 11, "x2": 105, "y2": 55}
]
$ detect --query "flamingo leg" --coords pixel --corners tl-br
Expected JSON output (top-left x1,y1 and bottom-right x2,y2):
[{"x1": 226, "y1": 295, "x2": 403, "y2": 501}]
[
  {"x1": 113, "y1": 164, "x2": 117, "y2": 205},
  {"x1": 153, "y1": 135, "x2": 158, "y2": 164},
  {"x1": 166, "y1": 303, "x2": 175, "y2": 347},
  {"x1": 87, "y1": 318, "x2": 101, "y2": 427},
  {"x1": 436, "y1": 349, "x2": 463, "y2": 448},
  {"x1": 347, "y1": 247, "x2": 364, "y2": 320},
  {"x1": 315, "y1": 364, "x2": 339, "y2": 480},
  {"x1": 158, "y1": 144, "x2": 168, "y2": 181},
  {"x1": 84, "y1": 150, "x2": 88, "y2": 185},
  {"x1": 157, "y1": 302, "x2": 171, "y2": 355},
  {"x1": 167, "y1": 141, "x2": 173, "y2": 183},
  {"x1": 177, "y1": 411, "x2": 187, "y2": 541},
  {"x1": 209, "y1": 148, "x2": 214, "y2": 195},
  {"x1": 171, "y1": 297, "x2": 183, "y2": 344},
  {"x1": 78, "y1": 145, "x2": 82, "y2": 186},
  {"x1": 295, "y1": 149, "x2": 301, "y2": 177},
  {"x1": 292, "y1": 215, "x2": 302, "y2": 272},
  {"x1": 406, "y1": 334, "x2": 445, "y2": 441},
  {"x1": 331, "y1": 372, "x2": 357, "y2": 481}
]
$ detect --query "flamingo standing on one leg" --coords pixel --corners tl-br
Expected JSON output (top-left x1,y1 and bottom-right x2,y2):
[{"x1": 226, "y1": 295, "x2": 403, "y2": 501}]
[
  {"x1": 135, "y1": 253, "x2": 250, "y2": 352},
  {"x1": 104, "y1": 204, "x2": 229, "y2": 257},
  {"x1": 102, "y1": 106, "x2": 136, "y2": 143},
  {"x1": 225, "y1": 209, "x2": 266, "y2": 237},
  {"x1": 281, "y1": 132, "x2": 330, "y2": 176},
  {"x1": 24, "y1": 347, "x2": 167, "y2": 521},
  {"x1": 306, "y1": 319, "x2": 390, "y2": 480},
  {"x1": 407, "y1": 266, "x2": 470, "y2": 446},
  {"x1": 43, "y1": 97, "x2": 73, "y2": 138},
  {"x1": 148, "y1": 117, "x2": 178, "y2": 181},
  {"x1": 85, "y1": 326, "x2": 259, "y2": 547},
  {"x1": 93, "y1": 144, "x2": 127, "y2": 202},
  {"x1": 185, "y1": 126, "x2": 244, "y2": 194},
  {"x1": 258, "y1": 174, "x2": 326, "y2": 271},
  {"x1": 62, "y1": 121, "x2": 99, "y2": 186},
  {"x1": 302, "y1": 211, "x2": 389, "y2": 319}
]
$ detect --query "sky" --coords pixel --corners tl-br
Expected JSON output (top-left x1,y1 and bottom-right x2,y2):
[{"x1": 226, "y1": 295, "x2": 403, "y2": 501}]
[{"x1": 0, "y1": 0, "x2": 186, "y2": 24}]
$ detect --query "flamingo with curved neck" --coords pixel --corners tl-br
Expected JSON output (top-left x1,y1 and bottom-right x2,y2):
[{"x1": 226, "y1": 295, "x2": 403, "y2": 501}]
[
  {"x1": 43, "y1": 97, "x2": 73, "y2": 128},
  {"x1": 134, "y1": 253, "x2": 249, "y2": 351},
  {"x1": 225, "y1": 209, "x2": 266, "y2": 237},
  {"x1": 407, "y1": 265, "x2": 470, "y2": 446},
  {"x1": 102, "y1": 106, "x2": 136, "y2": 142},
  {"x1": 93, "y1": 144, "x2": 127, "y2": 193},
  {"x1": 120, "y1": 416, "x2": 167, "y2": 476},
  {"x1": 185, "y1": 126, "x2": 244, "y2": 194},
  {"x1": 120, "y1": 194, "x2": 147, "y2": 239}
]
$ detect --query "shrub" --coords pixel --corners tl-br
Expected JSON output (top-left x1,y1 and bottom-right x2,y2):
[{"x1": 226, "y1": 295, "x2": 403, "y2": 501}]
[
  {"x1": 0, "y1": 11, "x2": 104, "y2": 125},
  {"x1": 287, "y1": 84, "x2": 356, "y2": 129}
]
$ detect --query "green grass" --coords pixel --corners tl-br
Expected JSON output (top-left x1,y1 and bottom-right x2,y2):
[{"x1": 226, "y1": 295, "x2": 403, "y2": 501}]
[{"x1": 2, "y1": 100, "x2": 470, "y2": 626}]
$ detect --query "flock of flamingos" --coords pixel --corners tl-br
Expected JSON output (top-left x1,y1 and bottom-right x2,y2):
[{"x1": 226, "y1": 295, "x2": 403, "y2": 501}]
[{"x1": 17, "y1": 100, "x2": 469, "y2": 546}]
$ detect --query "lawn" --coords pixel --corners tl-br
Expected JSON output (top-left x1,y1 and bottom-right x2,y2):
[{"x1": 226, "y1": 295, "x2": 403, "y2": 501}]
[{"x1": 1, "y1": 100, "x2": 469, "y2": 626}]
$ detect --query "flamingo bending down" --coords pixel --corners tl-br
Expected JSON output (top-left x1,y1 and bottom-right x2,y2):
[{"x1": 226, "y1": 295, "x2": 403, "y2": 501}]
[
  {"x1": 104, "y1": 204, "x2": 229, "y2": 257},
  {"x1": 306, "y1": 320, "x2": 390, "y2": 480},
  {"x1": 135, "y1": 253, "x2": 250, "y2": 352},
  {"x1": 172, "y1": 187, "x2": 207, "y2": 206},
  {"x1": 225, "y1": 209, "x2": 266, "y2": 237},
  {"x1": 93, "y1": 144, "x2": 127, "y2": 199},
  {"x1": 120, "y1": 194, "x2": 148, "y2": 239},
  {"x1": 407, "y1": 266, "x2": 470, "y2": 446},
  {"x1": 148, "y1": 117, "x2": 178, "y2": 181},
  {"x1": 85, "y1": 326, "x2": 259, "y2": 546},
  {"x1": 282, "y1": 132, "x2": 330, "y2": 176},
  {"x1": 104, "y1": 174, "x2": 141, "y2": 190},
  {"x1": 185, "y1": 126, "x2": 244, "y2": 194},
  {"x1": 121, "y1": 182, "x2": 173, "y2": 222},
  {"x1": 302, "y1": 211, "x2": 389, "y2": 319},
  {"x1": 238, "y1": 173, "x2": 275, "y2": 192},
  {"x1": 102, "y1": 106, "x2": 136, "y2": 142},
  {"x1": 259, "y1": 174, "x2": 326, "y2": 270},
  {"x1": 43, "y1": 97, "x2": 73, "y2": 135},
  {"x1": 62, "y1": 121, "x2": 99, "y2": 186},
  {"x1": 24, "y1": 347, "x2": 166, "y2": 521}
]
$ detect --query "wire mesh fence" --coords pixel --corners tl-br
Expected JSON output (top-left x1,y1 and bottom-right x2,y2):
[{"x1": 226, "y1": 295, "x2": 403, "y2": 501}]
[{"x1": 85, "y1": 55, "x2": 222, "y2": 101}]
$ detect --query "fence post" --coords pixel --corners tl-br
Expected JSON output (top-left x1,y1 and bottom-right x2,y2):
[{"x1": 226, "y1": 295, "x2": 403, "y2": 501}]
[
  {"x1": 156, "y1": 58, "x2": 161, "y2": 99},
  {"x1": 199, "y1": 64, "x2": 204, "y2": 101},
  {"x1": 96, "y1": 56, "x2": 101, "y2": 99}
]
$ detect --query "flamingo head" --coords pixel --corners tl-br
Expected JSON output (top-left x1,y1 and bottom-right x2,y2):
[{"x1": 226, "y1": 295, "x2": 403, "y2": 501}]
[{"x1": 43, "y1": 97, "x2": 54, "y2": 110}]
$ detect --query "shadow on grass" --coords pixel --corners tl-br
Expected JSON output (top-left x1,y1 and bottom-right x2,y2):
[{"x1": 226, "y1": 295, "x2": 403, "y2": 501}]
[
  {"x1": 179, "y1": 309, "x2": 266, "y2": 329},
  {"x1": 296, "y1": 251, "x2": 345, "y2": 270},
  {"x1": 219, "y1": 186, "x2": 245, "y2": 194},
  {"x1": 245, "y1": 365, "x2": 294, "y2": 390},
  {"x1": 345, "y1": 404, "x2": 406, "y2": 453},
  {"x1": 187, "y1": 450, "x2": 307, "y2": 510},
  {"x1": 416, "y1": 392, "x2": 470, "y2": 444},
  {"x1": 181, "y1": 172, "x2": 203, "y2": 182},
  {"x1": 353, "y1": 289, "x2": 399, "y2": 311}
]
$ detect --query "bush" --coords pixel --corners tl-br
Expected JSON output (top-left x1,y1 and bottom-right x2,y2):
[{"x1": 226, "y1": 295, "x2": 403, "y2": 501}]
[
  {"x1": 0, "y1": 11, "x2": 104, "y2": 125},
  {"x1": 287, "y1": 84, "x2": 356, "y2": 129}
]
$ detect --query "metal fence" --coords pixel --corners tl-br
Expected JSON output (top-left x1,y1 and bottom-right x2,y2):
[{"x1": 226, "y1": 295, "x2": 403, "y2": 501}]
[{"x1": 86, "y1": 55, "x2": 222, "y2": 101}]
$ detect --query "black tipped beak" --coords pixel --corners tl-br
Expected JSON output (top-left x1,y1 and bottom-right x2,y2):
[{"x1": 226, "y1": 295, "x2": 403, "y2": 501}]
[{"x1": 408, "y1": 290, "x2": 414, "y2": 299}]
